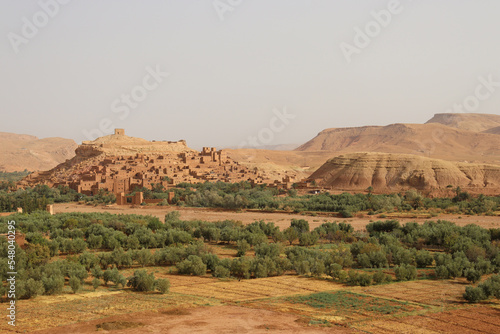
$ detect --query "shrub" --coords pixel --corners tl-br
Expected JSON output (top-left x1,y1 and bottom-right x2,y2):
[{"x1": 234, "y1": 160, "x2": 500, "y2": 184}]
[
  {"x1": 176, "y1": 255, "x2": 207, "y2": 276},
  {"x1": 299, "y1": 232, "x2": 319, "y2": 246},
  {"x1": 290, "y1": 219, "x2": 310, "y2": 233},
  {"x1": 358, "y1": 273, "x2": 372, "y2": 286},
  {"x1": 372, "y1": 270, "x2": 391, "y2": 284},
  {"x1": 213, "y1": 265, "x2": 231, "y2": 278},
  {"x1": 415, "y1": 250, "x2": 433, "y2": 268},
  {"x1": 22, "y1": 279, "x2": 44, "y2": 299},
  {"x1": 92, "y1": 277, "x2": 101, "y2": 290},
  {"x1": 127, "y1": 269, "x2": 156, "y2": 292},
  {"x1": 42, "y1": 275, "x2": 65, "y2": 295},
  {"x1": 236, "y1": 239, "x2": 250, "y2": 257},
  {"x1": 69, "y1": 276, "x2": 81, "y2": 293},
  {"x1": 395, "y1": 264, "x2": 417, "y2": 281},
  {"x1": 435, "y1": 265, "x2": 449, "y2": 279},
  {"x1": 464, "y1": 286, "x2": 486, "y2": 303},
  {"x1": 91, "y1": 266, "x2": 103, "y2": 279},
  {"x1": 464, "y1": 268, "x2": 482, "y2": 284},
  {"x1": 156, "y1": 278, "x2": 170, "y2": 294}
]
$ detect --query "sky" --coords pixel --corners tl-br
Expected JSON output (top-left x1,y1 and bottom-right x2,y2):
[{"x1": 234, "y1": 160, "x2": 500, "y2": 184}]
[{"x1": 1, "y1": 0, "x2": 500, "y2": 150}]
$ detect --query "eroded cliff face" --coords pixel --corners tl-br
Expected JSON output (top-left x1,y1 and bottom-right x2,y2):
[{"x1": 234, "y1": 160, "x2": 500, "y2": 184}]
[{"x1": 309, "y1": 152, "x2": 500, "y2": 194}]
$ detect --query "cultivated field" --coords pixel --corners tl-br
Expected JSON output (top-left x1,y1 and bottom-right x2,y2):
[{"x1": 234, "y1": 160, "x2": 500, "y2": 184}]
[
  {"x1": 3, "y1": 265, "x2": 498, "y2": 333},
  {"x1": 2, "y1": 204, "x2": 498, "y2": 333}
]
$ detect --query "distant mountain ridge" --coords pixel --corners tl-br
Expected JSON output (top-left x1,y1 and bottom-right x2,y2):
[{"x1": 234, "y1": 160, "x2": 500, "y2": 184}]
[
  {"x1": 426, "y1": 113, "x2": 500, "y2": 132},
  {"x1": 295, "y1": 113, "x2": 500, "y2": 165},
  {"x1": 0, "y1": 132, "x2": 77, "y2": 172}
]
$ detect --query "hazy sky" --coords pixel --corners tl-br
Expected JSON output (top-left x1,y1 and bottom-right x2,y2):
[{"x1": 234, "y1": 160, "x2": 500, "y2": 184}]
[{"x1": 1, "y1": 0, "x2": 500, "y2": 149}]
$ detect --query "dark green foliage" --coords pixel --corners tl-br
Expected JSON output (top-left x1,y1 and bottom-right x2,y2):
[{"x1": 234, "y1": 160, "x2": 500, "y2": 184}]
[
  {"x1": 255, "y1": 243, "x2": 282, "y2": 258},
  {"x1": 395, "y1": 264, "x2": 417, "y2": 281},
  {"x1": 290, "y1": 219, "x2": 310, "y2": 233},
  {"x1": 464, "y1": 268, "x2": 482, "y2": 283},
  {"x1": 21, "y1": 278, "x2": 44, "y2": 299},
  {"x1": 176, "y1": 255, "x2": 207, "y2": 276},
  {"x1": 366, "y1": 220, "x2": 401, "y2": 235},
  {"x1": 357, "y1": 273, "x2": 372, "y2": 286},
  {"x1": 156, "y1": 278, "x2": 170, "y2": 294},
  {"x1": 463, "y1": 274, "x2": 500, "y2": 302},
  {"x1": 69, "y1": 276, "x2": 81, "y2": 293},
  {"x1": 415, "y1": 250, "x2": 433, "y2": 268},
  {"x1": 201, "y1": 253, "x2": 220, "y2": 272},
  {"x1": 236, "y1": 239, "x2": 250, "y2": 257},
  {"x1": 91, "y1": 266, "x2": 103, "y2": 279},
  {"x1": 299, "y1": 232, "x2": 319, "y2": 246},
  {"x1": 373, "y1": 270, "x2": 391, "y2": 284},
  {"x1": 213, "y1": 265, "x2": 231, "y2": 278},
  {"x1": 127, "y1": 269, "x2": 156, "y2": 292},
  {"x1": 135, "y1": 248, "x2": 154, "y2": 267},
  {"x1": 42, "y1": 275, "x2": 65, "y2": 295},
  {"x1": 284, "y1": 227, "x2": 299, "y2": 245},
  {"x1": 0, "y1": 170, "x2": 31, "y2": 183},
  {"x1": 92, "y1": 277, "x2": 101, "y2": 290},
  {"x1": 463, "y1": 286, "x2": 486, "y2": 303},
  {"x1": 230, "y1": 256, "x2": 252, "y2": 279}
]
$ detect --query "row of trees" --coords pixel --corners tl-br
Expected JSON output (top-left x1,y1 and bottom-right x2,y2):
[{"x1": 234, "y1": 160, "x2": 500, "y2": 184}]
[
  {"x1": 2, "y1": 210, "x2": 500, "y2": 302},
  {"x1": 0, "y1": 185, "x2": 116, "y2": 213},
  {"x1": 3, "y1": 179, "x2": 500, "y2": 216},
  {"x1": 151, "y1": 181, "x2": 500, "y2": 215}
]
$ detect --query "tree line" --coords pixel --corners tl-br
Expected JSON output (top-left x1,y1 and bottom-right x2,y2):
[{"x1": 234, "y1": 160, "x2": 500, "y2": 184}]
[{"x1": 1, "y1": 210, "x2": 499, "y2": 302}]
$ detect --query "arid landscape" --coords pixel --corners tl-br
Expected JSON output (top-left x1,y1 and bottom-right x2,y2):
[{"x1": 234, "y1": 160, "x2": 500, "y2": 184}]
[
  {"x1": 1, "y1": 112, "x2": 500, "y2": 333},
  {"x1": 2, "y1": 2, "x2": 500, "y2": 332}
]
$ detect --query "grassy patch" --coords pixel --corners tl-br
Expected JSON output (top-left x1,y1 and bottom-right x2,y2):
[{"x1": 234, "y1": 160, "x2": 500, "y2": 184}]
[{"x1": 287, "y1": 291, "x2": 413, "y2": 315}]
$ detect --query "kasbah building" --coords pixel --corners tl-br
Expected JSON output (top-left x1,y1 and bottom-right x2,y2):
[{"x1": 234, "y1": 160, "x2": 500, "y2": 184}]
[{"x1": 23, "y1": 129, "x2": 297, "y2": 205}]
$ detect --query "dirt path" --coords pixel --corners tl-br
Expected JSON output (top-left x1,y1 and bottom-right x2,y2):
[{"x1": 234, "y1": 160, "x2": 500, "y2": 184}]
[{"x1": 33, "y1": 305, "x2": 356, "y2": 334}]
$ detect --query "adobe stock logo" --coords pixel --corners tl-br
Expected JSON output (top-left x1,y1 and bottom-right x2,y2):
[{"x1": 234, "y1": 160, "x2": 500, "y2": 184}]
[
  {"x1": 82, "y1": 65, "x2": 169, "y2": 141},
  {"x1": 339, "y1": 0, "x2": 412, "y2": 63},
  {"x1": 445, "y1": 75, "x2": 500, "y2": 113},
  {"x1": 7, "y1": 0, "x2": 72, "y2": 54},
  {"x1": 213, "y1": 0, "x2": 243, "y2": 21},
  {"x1": 238, "y1": 107, "x2": 295, "y2": 149}
]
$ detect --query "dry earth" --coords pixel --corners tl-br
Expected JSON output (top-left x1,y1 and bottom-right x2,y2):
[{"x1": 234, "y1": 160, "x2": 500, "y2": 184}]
[
  {"x1": 0, "y1": 132, "x2": 77, "y2": 172},
  {"x1": 295, "y1": 121, "x2": 500, "y2": 165},
  {"x1": 426, "y1": 113, "x2": 500, "y2": 132},
  {"x1": 32, "y1": 305, "x2": 354, "y2": 334}
]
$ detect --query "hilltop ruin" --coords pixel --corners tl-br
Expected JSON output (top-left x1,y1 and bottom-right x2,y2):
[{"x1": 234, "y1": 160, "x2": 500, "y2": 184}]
[{"x1": 18, "y1": 129, "x2": 296, "y2": 200}]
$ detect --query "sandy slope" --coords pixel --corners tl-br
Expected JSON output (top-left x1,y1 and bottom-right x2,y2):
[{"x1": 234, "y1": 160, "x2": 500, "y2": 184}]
[{"x1": 0, "y1": 132, "x2": 77, "y2": 172}]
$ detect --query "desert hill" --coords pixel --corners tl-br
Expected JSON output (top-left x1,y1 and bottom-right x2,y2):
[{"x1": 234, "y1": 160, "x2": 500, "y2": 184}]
[
  {"x1": 309, "y1": 152, "x2": 500, "y2": 194},
  {"x1": 225, "y1": 149, "x2": 334, "y2": 181},
  {"x1": 0, "y1": 132, "x2": 77, "y2": 172},
  {"x1": 426, "y1": 113, "x2": 500, "y2": 132},
  {"x1": 18, "y1": 130, "x2": 297, "y2": 192},
  {"x1": 483, "y1": 126, "x2": 500, "y2": 135},
  {"x1": 76, "y1": 131, "x2": 196, "y2": 158},
  {"x1": 295, "y1": 122, "x2": 500, "y2": 164}
]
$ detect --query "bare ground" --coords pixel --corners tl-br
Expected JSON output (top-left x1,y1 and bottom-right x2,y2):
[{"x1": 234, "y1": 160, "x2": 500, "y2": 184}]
[{"x1": 32, "y1": 305, "x2": 355, "y2": 334}]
